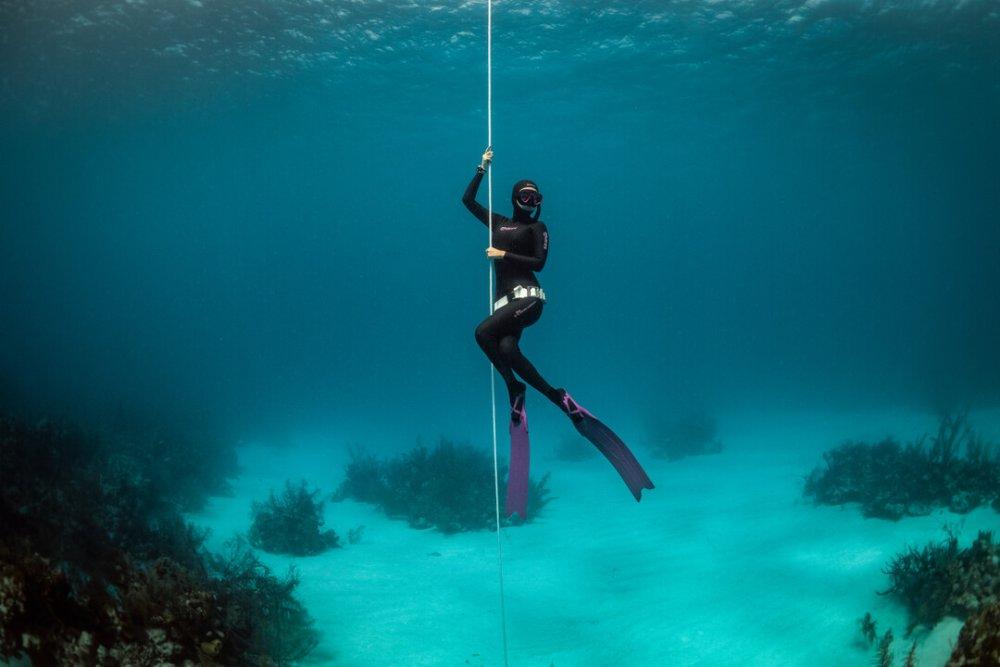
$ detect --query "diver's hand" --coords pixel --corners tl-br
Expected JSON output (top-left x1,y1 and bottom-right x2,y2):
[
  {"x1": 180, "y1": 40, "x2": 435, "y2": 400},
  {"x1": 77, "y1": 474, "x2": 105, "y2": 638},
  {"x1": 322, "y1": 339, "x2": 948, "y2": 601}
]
[
  {"x1": 486, "y1": 246, "x2": 506, "y2": 259},
  {"x1": 480, "y1": 146, "x2": 493, "y2": 170}
]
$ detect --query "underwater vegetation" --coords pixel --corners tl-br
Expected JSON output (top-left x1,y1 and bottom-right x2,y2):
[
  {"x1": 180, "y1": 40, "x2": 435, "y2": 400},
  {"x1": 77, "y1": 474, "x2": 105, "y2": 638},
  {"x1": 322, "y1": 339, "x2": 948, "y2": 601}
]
[
  {"x1": 804, "y1": 412, "x2": 999, "y2": 520},
  {"x1": 858, "y1": 613, "x2": 919, "y2": 666},
  {"x1": 347, "y1": 525, "x2": 365, "y2": 544},
  {"x1": 249, "y1": 479, "x2": 341, "y2": 556},
  {"x1": 0, "y1": 414, "x2": 318, "y2": 665},
  {"x1": 880, "y1": 529, "x2": 999, "y2": 634},
  {"x1": 859, "y1": 603, "x2": 1000, "y2": 667},
  {"x1": 205, "y1": 538, "x2": 319, "y2": 664},
  {"x1": 646, "y1": 412, "x2": 724, "y2": 461},
  {"x1": 333, "y1": 438, "x2": 552, "y2": 533},
  {"x1": 859, "y1": 611, "x2": 879, "y2": 646},
  {"x1": 99, "y1": 407, "x2": 241, "y2": 512},
  {"x1": 857, "y1": 614, "x2": 917, "y2": 666},
  {"x1": 877, "y1": 628, "x2": 896, "y2": 667}
]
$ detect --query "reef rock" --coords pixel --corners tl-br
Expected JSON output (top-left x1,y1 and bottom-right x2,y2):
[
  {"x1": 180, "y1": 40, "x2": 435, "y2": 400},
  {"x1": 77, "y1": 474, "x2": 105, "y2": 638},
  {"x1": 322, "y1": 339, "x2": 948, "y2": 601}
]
[
  {"x1": 948, "y1": 602, "x2": 1000, "y2": 666},
  {"x1": 949, "y1": 491, "x2": 981, "y2": 515}
]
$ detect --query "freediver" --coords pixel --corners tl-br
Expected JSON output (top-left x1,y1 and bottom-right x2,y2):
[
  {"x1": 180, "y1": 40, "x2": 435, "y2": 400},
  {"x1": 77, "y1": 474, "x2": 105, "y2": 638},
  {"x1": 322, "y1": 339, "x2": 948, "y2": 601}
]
[{"x1": 462, "y1": 146, "x2": 654, "y2": 518}]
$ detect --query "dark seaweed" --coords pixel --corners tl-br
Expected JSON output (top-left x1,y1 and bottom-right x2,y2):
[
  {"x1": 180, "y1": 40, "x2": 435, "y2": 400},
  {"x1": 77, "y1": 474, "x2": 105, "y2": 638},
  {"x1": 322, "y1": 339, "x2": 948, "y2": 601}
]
[
  {"x1": 333, "y1": 438, "x2": 552, "y2": 533},
  {"x1": 249, "y1": 480, "x2": 341, "y2": 556},
  {"x1": 804, "y1": 412, "x2": 999, "y2": 519},
  {"x1": 880, "y1": 529, "x2": 999, "y2": 633},
  {"x1": 96, "y1": 405, "x2": 241, "y2": 512},
  {"x1": 859, "y1": 612, "x2": 878, "y2": 646},
  {"x1": 877, "y1": 629, "x2": 894, "y2": 667},
  {"x1": 205, "y1": 538, "x2": 319, "y2": 664},
  {"x1": 648, "y1": 412, "x2": 724, "y2": 461}
]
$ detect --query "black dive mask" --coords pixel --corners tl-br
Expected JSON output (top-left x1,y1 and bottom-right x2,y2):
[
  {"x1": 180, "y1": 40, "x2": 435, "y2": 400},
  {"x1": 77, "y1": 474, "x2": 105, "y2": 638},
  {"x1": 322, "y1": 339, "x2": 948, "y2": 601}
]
[{"x1": 516, "y1": 187, "x2": 543, "y2": 208}]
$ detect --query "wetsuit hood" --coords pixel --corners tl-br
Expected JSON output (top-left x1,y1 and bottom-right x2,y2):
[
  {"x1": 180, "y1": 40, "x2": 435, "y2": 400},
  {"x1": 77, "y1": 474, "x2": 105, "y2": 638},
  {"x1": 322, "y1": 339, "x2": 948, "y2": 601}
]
[{"x1": 511, "y1": 179, "x2": 541, "y2": 222}]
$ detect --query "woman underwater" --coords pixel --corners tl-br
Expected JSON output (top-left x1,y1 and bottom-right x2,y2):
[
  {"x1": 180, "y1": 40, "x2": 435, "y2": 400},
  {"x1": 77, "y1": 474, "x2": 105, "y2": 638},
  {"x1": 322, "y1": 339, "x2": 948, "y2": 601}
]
[{"x1": 462, "y1": 146, "x2": 654, "y2": 518}]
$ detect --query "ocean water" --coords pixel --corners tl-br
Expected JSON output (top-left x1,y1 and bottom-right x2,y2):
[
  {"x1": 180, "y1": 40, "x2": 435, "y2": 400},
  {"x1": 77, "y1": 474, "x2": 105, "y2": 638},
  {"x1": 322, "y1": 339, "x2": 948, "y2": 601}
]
[{"x1": 1, "y1": 1, "x2": 999, "y2": 665}]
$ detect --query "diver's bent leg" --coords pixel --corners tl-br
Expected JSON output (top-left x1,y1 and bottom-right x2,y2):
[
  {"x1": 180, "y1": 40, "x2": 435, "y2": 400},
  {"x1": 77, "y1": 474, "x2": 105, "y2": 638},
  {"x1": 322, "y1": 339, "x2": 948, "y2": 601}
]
[
  {"x1": 475, "y1": 320, "x2": 525, "y2": 405},
  {"x1": 478, "y1": 314, "x2": 532, "y2": 518},
  {"x1": 498, "y1": 335, "x2": 563, "y2": 405}
]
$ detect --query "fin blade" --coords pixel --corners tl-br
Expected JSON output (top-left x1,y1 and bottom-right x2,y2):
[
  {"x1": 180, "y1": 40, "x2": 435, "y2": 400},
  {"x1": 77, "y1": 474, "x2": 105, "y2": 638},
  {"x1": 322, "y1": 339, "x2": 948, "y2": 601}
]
[
  {"x1": 504, "y1": 417, "x2": 530, "y2": 519},
  {"x1": 574, "y1": 414, "x2": 654, "y2": 501}
]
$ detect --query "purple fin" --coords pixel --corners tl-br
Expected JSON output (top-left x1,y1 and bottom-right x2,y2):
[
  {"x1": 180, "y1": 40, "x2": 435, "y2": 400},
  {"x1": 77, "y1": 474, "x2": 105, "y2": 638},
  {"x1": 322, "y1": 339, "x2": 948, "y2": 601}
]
[
  {"x1": 561, "y1": 392, "x2": 654, "y2": 502},
  {"x1": 504, "y1": 395, "x2": 530, "y2": 519}
]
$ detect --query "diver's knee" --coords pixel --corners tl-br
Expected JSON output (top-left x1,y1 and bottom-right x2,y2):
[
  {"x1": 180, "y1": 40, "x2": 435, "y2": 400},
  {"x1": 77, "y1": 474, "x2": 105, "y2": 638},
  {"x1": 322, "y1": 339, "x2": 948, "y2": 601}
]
[
  {"x1": 474, "y1": 323, "x2": 491, "y2": 348},
  {"x1": 498, "y1": 336, "x2": 519, "y2": 359}
]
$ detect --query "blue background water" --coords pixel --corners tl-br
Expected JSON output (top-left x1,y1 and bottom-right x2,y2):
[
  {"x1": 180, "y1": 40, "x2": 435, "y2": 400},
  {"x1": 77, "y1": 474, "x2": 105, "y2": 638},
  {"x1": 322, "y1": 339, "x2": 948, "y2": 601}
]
[{"x1": 2, "y1": 2, "x2": 998, "y2": 443}]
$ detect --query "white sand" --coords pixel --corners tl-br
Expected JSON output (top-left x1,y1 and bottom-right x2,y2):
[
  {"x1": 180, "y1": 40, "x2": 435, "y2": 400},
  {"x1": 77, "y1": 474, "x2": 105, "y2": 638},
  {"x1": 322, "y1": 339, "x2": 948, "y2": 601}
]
[{"x1": 189, "y1": 409, "x2": 1000, "y2": 666}]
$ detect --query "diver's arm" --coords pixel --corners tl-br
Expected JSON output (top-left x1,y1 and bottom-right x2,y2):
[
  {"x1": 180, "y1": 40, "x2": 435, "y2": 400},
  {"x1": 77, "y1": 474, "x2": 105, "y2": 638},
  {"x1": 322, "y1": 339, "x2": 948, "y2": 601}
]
[
  {"x1": 462, "y1": 167, "x2": 491, "y2": 227},
  {"x1": 502, "y1": 222, "x2": 549, "y2": 272}
]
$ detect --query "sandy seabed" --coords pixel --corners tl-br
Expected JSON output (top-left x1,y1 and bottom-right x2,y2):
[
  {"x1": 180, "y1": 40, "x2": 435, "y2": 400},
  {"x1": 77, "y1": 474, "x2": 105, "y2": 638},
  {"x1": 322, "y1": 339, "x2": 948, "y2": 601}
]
[{"x1": 190, "y1": 408, "x2": 1000, "y2": 666}]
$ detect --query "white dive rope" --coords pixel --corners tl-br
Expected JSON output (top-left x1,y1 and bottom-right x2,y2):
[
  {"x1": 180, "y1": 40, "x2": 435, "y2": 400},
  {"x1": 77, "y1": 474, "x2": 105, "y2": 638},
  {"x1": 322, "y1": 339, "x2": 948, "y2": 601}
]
[{"x1": 485, "y1": 1, "x2": 510, "y2": 666}]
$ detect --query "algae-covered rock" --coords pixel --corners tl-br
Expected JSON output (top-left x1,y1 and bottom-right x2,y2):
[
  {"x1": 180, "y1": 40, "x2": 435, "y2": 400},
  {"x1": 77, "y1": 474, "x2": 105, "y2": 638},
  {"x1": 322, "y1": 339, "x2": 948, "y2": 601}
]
[
  {"x1": 882, "y1": 530, "x2": 1000, "y2": 632},
  {"x1": 948, "y1": 602, "x2": 1000, "y2": 666},
  {"x1": 1, "y1": 414, "x2": 319, "y2": 666}
]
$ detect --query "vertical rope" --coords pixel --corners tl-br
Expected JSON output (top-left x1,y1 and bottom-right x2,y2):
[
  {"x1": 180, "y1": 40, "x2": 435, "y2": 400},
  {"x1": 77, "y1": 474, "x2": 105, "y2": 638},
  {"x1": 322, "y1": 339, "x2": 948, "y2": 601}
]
[{"x1": 485, "y1": 2, "x2": 510, "y2": 666}]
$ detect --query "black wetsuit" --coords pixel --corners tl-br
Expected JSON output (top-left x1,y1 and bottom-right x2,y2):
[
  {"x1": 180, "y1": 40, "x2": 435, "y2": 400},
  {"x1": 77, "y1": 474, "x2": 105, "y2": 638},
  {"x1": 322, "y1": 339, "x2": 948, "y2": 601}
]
[{"x1": 463, "y1": 168, "x2": 562, "y2": 409}]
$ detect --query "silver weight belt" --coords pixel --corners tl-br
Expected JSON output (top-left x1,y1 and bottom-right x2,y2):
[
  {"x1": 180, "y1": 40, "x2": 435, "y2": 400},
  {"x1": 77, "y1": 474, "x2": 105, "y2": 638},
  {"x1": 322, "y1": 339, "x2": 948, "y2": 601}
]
[{"x1": 494, "y1": 285, "x2": 546, "y2": 311}]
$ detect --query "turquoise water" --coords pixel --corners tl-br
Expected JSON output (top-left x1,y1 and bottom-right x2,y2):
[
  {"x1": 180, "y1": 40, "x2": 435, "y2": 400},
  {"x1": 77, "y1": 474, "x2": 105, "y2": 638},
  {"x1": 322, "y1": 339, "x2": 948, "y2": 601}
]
[{"x1": 1, "y1": 2, "x2": 998, "y2": 665}]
